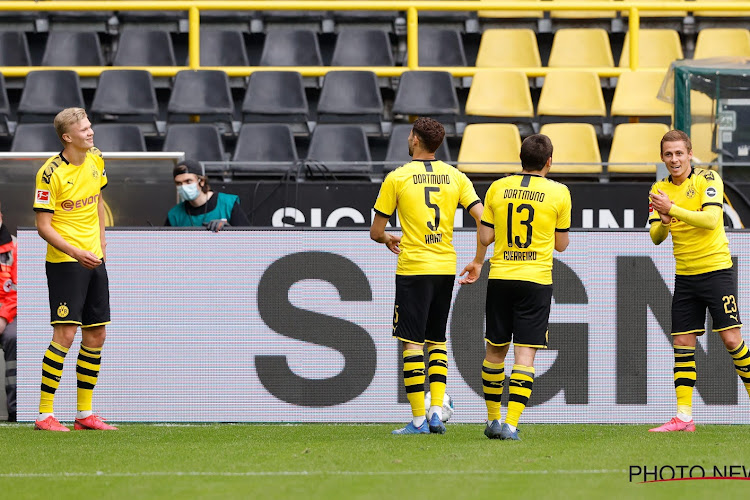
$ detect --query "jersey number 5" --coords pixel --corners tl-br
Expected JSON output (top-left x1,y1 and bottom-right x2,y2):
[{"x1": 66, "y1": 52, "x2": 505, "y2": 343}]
[
  {"x1": 424, "y1": 187, "x2": 441, "y2": 231},
  {"x1": 507, "y1": 203, "x2": 535, "y2": 248}
]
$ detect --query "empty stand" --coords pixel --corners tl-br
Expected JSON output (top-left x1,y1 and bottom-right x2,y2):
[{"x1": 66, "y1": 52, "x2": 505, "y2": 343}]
[
  {"x1": 619, "y1": 29, "x2": 683, "y2": 69},
  {"x1": 0, "y1": 75, "x2": 9, "y2": 134},
  {"x1": 41, "y1": 31, "x2": 104, "y2": 67},
  {"x1": 198, "y1": 30, "x2": 250, "y2": 66},
  {"x1": 611, "y1": 71, "x2": 672, "y2": 124},
  {"x1": 690, "y1": 122, "x2": 718, "y2": 164},
  {"x1": 17, "y1": 70, "x2": 85, "y2": 122},
  {"x1": 694, "y1": 29, "x2": 750, "y2": 59},
  {"x1": 385, "y1": 123, "x2": 452, "y2": 170},
  {"x1": 330, "y1": 29, "x2": 394, "y2": 67},
  {"x1": 163, "y1": 124, "x2": 226, "y2": 161},
  {"x1": 465, "y1": 70, "x2": 534, "y2": 133},
  {"x1": 548, "y1": 29, "x2": 614, "y2": 68},
  {"x1": 11, "y1": 124, "x2": 60, "y2": 152},
  {"x1": 113, "y1": 29, "x2": 176, "y2": 66},
  {"x1": 90, "y1": 70, "x2": 158, "y2": 131},
  {"x1": 608, "y1": 123, "x2": 670, "y2": 173},
  {"x1": 417, "y1": 28, "x2": 467, "y2": 67},
  {"x1": 167, "y1": 70, "x2": 234, "y2": 129},
  {"x1": 305, "y1": 125, "x2": 371, "y2": 176},
  {"x1": 93, "y1": 124, "x2": 147, "y2": 152},
  {"x1": 232, "y1": 124, "x2": 298, "y2": 176},
  {"x1": 260, "y1": 29, "x2": 323, "y2": 66},
  {"x1": 316, "y1": 71, "x2": 383, "y2": 133},
  {"x1": 457, "y1": 124, "x2": 523, "y2": 174},
  {"x1": 0, "y1": 32, "x2": 31, "y2": 66},
  {"x1": 537, "y1": 71, "x2": 606, "y2": 127},
  {"x1": 475, "y1": 29, "x2": 541, "y2": 68},
  {"x1": 241, "y1": 71, "x2": 309, "y2": 133},
  {"x1": 538, "y1": 123, "x2": 602, "y2": 173},
  {"x1": 392, "y1": 71, "x2": 460, "y2": 126}
]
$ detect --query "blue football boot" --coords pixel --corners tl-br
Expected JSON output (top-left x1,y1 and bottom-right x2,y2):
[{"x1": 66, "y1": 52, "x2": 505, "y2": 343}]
[
  {"x1": 428, "y1": 412, "x2": 446, "y2": 434},
  {"x1": 500, "y1": 423, "x2": 521, "y2": 441},
  {"x1": 484, "y1": 419, "x2": 503, "y2": 439},
  {"x1": 392, "y1": 420, "x2": 430, "y2": 435}
]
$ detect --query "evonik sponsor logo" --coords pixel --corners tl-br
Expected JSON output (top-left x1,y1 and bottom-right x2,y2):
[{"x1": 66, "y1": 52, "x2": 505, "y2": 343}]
[
  {"x1": 61, "y1": 193, "x2": 100, "y2": 211},
  {"x1": 630, "y1": 465, "x2": 750, "y2": 483}
]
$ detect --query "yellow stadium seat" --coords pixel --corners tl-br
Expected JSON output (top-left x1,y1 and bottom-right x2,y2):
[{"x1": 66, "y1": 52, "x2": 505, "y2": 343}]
[
  {"x1": 693, "y1": 0, "x2": 750, "y2": 18},
  {"x1": 476, "y1": 29, "x2": 541, "y2": 68},
  {"x1": 478, "y1": 0, "x2": 544, "y2": 19},
  {"x1": 694, "y1": 28, "x2": 750, "y2": 59},
  {"x1": 608, "y1": 123, "x2": 670, "y2": 173},
  {"x1": 611, "y1": 71, "x2": 672, "y2": 121},
  {"x1": 537, "y1": 71, "x2": 606, "y2": 119},
  {"x1": 458, "y1": 124, "x2": 523, "y2": 174},
  {"x1": 619, "y1": 29, "x2": 683, "y2": 69},
  {"x1": 539, "y1": 123, "x2": 602, "y2": 173},
  {"x1": 691, "y1": 90, "x2": 715, "y2": 117},
  {"x1": 465, "y1": 70, "x2": 534, "y2": 119},
  {"x1": 550, "y1": 0, "x2": 616, "y2": 19},
  {"x1": 690, "y1": 123, "x2": 718, "y2": 164},
  {"x1": 548, "y1": 28, "x2": 614, "y2": 68}
]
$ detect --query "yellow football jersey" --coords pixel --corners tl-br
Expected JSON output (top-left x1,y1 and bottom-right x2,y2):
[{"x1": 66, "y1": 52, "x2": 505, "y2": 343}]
[
  {"x1": 373, "y1": 159, "x2": 480, "y2": 275},
  {"x1": 33, "y1": 147, "x2": 108, "y2": 263},
  {"x1": 482, "y1": 173, "x2": 571, "y2": 285},
  {"x1": 648, "y1": 167, "x2": 731, "y2": 275}
]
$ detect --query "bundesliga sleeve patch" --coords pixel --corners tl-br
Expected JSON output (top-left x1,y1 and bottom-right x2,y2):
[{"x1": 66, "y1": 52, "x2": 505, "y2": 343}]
[
  {"x1": 706, "y1": 186, "x2": 717, "y2": 198},
  {"x1": 36, "y1": 189, "x2": 50, "y2": 204}
]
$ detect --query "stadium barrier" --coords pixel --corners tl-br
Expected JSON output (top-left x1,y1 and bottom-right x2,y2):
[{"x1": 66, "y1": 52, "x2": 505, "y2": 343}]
[{"x1": 16, "y1": 229, "x2": 750, "y2": 423}]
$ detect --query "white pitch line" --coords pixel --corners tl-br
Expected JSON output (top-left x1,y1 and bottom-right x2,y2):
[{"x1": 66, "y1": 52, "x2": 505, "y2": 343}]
[{"x1": 0, "y1": 470, "x2": 625, "y2": 478}]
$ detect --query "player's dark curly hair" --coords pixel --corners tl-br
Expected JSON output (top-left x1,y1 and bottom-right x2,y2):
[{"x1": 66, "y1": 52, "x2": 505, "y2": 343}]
[
  {"x1": 520, "y1": 134, "x2": 553, "y2": 171},
  {"x1": 412, "y1": 117, "x2": 445, "y2": 154},
  {"x1": 660, "y1": 129, "x2": 692, "y2": 154}
]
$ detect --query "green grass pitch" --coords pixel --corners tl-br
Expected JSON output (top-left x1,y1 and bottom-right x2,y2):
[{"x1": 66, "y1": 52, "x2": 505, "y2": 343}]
[{"x1": 2, "y1": 423, "x2": 750, "y2": 499}]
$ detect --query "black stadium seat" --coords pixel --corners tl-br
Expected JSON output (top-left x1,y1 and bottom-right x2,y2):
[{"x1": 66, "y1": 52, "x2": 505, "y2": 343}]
[
  {"x1": 392, "y1": 71, "x2": 460, "y2": 125},
  {"x1": 163, "y1": 124, "x2": 226, "y2": 161},
  {"x1": 242, "y1": 71, "x2": 309, "y2": 133},
  {"x1": 260, "y1": 29, "x2": 323, "y2": 66},
  {"x1": 331, "y1": 29, "x2": 395, "y2": 67},
  {"x1": 198, "y1": 30, "x2": 249, "y2": 66},
  {"x1": 385, "y1": 123, "x2": 452, "y2": 171},
  {"x1": 316, "y1": 71, "x2": 383, "y2": 133},
  {"x1": 113, "y1": 29, "x2": 176, "y2": 66},
  {"x1": 93, "y1": 124, "x2": 147, "y2": 152},
  {"x1": 232, "y1": 123, "x2": 298, "y2": 176},
  {"x1": 0, "y1": 74, "x2": 10, "y2": 134},
  {"x1": 41, "y1": 31, "x2": 104, "y2": 66},
  {"x1": 167, "y1": 70, "x2": 234, "y2": 129},
  {"x1": 417, "y1": 28, "x2": 467, "y2": 67},
  {"x1": 11, "y1": 124, "x2": 60, "y2": 152},
  {"x1": 90, "y1": 70, "x2": 158, "y2": 131},
  {"x1": 306, "y1": 124, "x2": 371, "y2": 176},
  {"x1": 0, "y1": 31, "x2": 31, "y2": 66},
  {"x1": 18, "y1": 70, "x2": 85, "y2": 122}
]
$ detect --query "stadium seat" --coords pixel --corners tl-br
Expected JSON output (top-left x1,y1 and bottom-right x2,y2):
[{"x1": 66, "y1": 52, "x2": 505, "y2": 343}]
[
  {"x1": 162, "y1": 124, "x2": 226, "y2": 161},
  {"x1": 198, "y1": 30, "x2": 250, "y2": 66},
  {"x1": 113, "y1": 29, "x2": 176, "y2": 66},
  {"x1": 608, "y1": 123, "x2": 670, "y2": 173},
  {"x1": 316, "y1": 71, "x2": 383, "y2": 133},
  {"x1": 619, "y1": 29, "x2": 683, "y2": 69},
  {"x1": 385, "y1": 123, "x2": 452, "y2": 171},
  {"x1": 17, "y1": 70, "x2": 85, "y2": 122},
  {"x1": 475, "y1": 29, "x2": 541, "y2": 68},
  {"x1": 330, "y1": 29, "x2": 394, "y2": 67},
  {"x1": 694, "y1": 29, "x2": 750, "y2": 59},
  {"x1": 417, "y1": 28, "x2": 467, "y2": 67},
  {"x1": 241, "y1": 71, "x2": 309, "y2": 133},
  {"x1": 538, "y1": 123, "x2": 602, "y2": 173},
  {"x1": 116, "y1": 10, "x2": 187, "y2": 33},
  {"x1": 232, "y1": 124, "x2": 298, "y2": 176},
  {"x1": 41, "y1": 31, "x2": 104, "y2": 67},
  {"x1": 330, "y1": 10, "x2": 400, "y2": 33},
  {"x1": 92, "y1": 124, "x2": 147, "y2": 152},
  {"x1": 47, "y1": 10, "x2": 114, "y2": 32},
  {"x1": 90, "y1": 70, "x2": 158, "y2": 131},
  {"x1": 691, "y1": 90, "x2": 715, "y2": 117},
  {"x1": 0, "y1": 31, "x2": 31, "y2": 66},
  {"x1": 0, "y1": 75, "x2": 9, "y2": 134},
  {"x1": 457, "y1": 124, "x2": 523, "y2": 174},
  {"x1": 167, "y1": 70, "x2": 234, "y2": 129},
  {"x1": 392, "y1": 71, "x2": 460, "y2": 125},
  {"x1": 11, "y1": 124, "x2": 60, "y2": 152},
  {"x1": 260, "y1": 29, "x2": 323, "y2": 66},
  {"x1": 305, "y1": 125, "x2": 371, "y2": 176},
  {"x1": 547, "y1": 29, "x2": 614, "y2": 68},
  {"x1": 611, "y1": 71, "x2": 672, "y2": 124},
  {"x1": 465, "y1": 70, "x2": 534, "y2": 133},
  {"x1": 537, "y1": 71, "x2": 606, "y2": 126},
  {"x1": 690, "y1": 122, "x2": 718, "y2": 164}
]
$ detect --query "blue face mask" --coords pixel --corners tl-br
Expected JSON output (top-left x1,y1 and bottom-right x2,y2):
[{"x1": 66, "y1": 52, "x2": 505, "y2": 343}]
[{"x1": 177, "y1": 183, "x2": 201, "y2": 202}]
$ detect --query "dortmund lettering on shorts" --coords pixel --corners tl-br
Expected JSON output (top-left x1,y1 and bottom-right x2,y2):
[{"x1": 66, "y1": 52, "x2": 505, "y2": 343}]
[
  {"x1": 648, "y1": 167, "x2": 732, "y2": 275},
  {"x1": 481, "y1": 173, "x2": 571, "y2": 285},
  {"x1": 373, "y1": 160, "x2": 480, "y2": 275}
]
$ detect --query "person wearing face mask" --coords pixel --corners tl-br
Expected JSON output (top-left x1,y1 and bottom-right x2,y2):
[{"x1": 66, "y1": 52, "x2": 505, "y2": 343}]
[{"x1": 164, "y1": 159, "x2": 249, "y2": 231}]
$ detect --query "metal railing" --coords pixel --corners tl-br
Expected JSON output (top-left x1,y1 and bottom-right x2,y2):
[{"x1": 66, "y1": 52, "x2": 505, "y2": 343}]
[{"x1": 1, "y1": 1, "x2": 747, "y2": 77}]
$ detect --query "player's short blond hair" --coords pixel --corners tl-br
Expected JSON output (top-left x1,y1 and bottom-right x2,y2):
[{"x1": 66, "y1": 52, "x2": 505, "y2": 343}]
[
  {"x1": 661, "y1": 129, "x2": 692, "y2": 154},
  {"x1": 54, "y1": 107, "x2": 88, "y2": 146}
]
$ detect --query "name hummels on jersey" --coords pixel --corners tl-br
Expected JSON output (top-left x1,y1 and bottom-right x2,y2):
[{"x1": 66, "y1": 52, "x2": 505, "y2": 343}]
[{"x1": 503, "y1": 188, "x2": 546, "y2": 202}]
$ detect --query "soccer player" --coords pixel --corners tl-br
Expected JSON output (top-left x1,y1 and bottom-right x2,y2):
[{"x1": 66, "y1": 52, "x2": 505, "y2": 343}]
[
  {"x1": 32, "y1": 108, "x2": 117, "y2": 431},
  {"x1": 479, "y1": 134, "x2": 571, "y2": 440},
  {"x1": 371, "y1": 117, "x2": 486, "y2": 435},
  {"x1": 648, "y1": 130, "x2": 746, "y2": 432}
]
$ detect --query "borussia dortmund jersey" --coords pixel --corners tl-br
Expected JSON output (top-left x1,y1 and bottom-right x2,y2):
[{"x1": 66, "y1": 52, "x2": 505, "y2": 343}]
[
  {"x1": 481, "y1": 173, "x2": 571, "y2": 285},
  {"x1": 648, "y1": 167, "x2": 731, "y2": 275},
  {"x1": 373, "y1": 159, "x2": 480, "y2": 275},
  {"x1": 33, "y1": 147, "x2": 108, "y2": 263}
]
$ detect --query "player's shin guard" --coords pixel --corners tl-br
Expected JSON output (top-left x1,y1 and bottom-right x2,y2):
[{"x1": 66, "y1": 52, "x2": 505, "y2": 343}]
[
  {"x1": 403, "y1": 349, "x2": 426, "y2": 417},
  {"x1": 76, "y1": 345, "x2": 102, "y2": 412},
  {"x1": 674, "y1": 344, "x2": 696, "y2": 417},
  {"x1": 728, "y1": 340, "x2": 750, "y2": 399},
  {"x1": 427, "y1": 344, "x2": 448, "y2": 408},
  {"x1": 482, "y1": 360, "x2": 504, "y2": 421},
  {"x1": 39, "y1": 341, "x2": 68, "y2": 414},
  {"x1": 506, "y1": 365, "x2": 534, "y2": 428}
]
